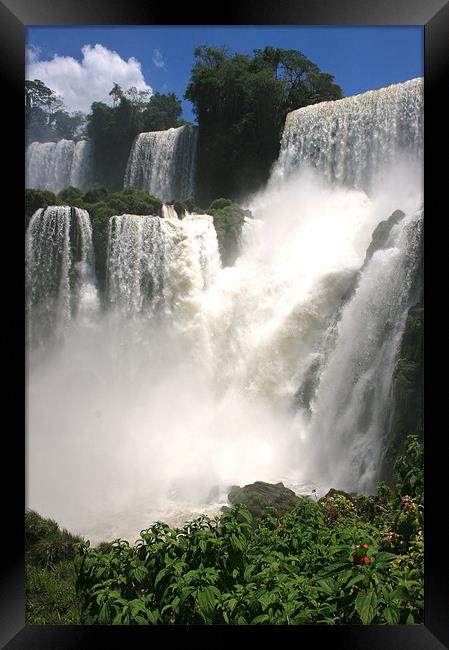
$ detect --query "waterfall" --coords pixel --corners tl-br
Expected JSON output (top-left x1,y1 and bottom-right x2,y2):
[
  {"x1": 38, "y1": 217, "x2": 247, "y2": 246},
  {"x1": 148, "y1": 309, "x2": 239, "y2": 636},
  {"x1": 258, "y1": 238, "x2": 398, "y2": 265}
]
[
  {"x1": 299, "y1": 209, "x2": 423, "y2": 493},
  {"x1": 107, "y1": 213, "x2": 220, "y2": 320},
  {"x1": 26, "y1": 78, "x2": 423, "y2": 543},
  {"x1": 123, "y1": 125, "x2": 198, "y2": 201},
  {"x1": 26, "y1": 139, "x2": 94, "y2": 193},
  {"x1": 69, "y1": 140, "x2": 94, "y2": 190},
  {"x1": 278, "y1": 78, "x2": 423, "y2": 192},
  {"x1": 162, "y1": 204, "x2": 178, "y2": 219},
  {"x1": 26, "y1": 205, "x2": 99, "y2": 352}
]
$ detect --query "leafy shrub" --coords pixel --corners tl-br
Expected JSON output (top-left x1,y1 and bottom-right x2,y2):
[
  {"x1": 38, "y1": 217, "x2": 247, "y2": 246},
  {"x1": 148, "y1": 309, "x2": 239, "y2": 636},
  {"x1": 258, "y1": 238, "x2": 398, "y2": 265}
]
[
  {"x1": 57, "y1": 186, "x2": 85, "y2": 206},
  {"x1": 83, "y1": 185, "x2": 109, "y2": 204},
  {"x1": 209, "y1": 198, "x2": 233, "y2": 210},
  {"x1": 74, "y1": 462, "x2": 424, "y2": 626},
  {"x1": 394, "y1": 435, "x2": 424, "y2": 502},
  {"x1": 208, "y1": 202, "x2": 251, "y2": 265},
  {"x1": 321, "y1": 494, "x2": 357, "y2": 527},
  {"x1": 25, "y1": 189, "x2": 57, "y2": 229}
]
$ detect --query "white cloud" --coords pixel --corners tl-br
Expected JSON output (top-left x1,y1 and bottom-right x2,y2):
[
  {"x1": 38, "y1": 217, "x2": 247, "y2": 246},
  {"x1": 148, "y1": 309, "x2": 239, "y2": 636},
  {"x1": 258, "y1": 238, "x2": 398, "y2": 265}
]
[
  {"x1": 152, "y1": 48, "x2": 166, "y2": 69},
  {"x1": 26, "y1": 43, "x2": 153, "y2": 114},
  {"x1": 26, "y1": 45, "x2": 41, "y2": 65}
]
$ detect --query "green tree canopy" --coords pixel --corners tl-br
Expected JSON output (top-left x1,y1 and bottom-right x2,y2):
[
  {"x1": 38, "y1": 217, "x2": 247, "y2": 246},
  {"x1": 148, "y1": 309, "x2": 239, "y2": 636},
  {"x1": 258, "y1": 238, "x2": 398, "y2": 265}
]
[
  {"x1": 87, "y1": 86, "x2": 184, "y2": 190},
  {"x1": 185, "y1": 45, "x2": 343, "y2": 202},
  {"x1": 25, "y1": 79, "x2": 87, "y2": 143},
  {"x1": 141, "y1": 92, "x2": 183, "y2": 132}
]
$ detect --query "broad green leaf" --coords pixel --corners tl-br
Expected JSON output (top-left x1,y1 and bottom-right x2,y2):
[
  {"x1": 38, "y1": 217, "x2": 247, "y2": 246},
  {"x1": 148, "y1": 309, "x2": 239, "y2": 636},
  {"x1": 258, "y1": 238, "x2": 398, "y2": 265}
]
[
  {"x1": 230, "y1": 534, "x2": 244, "y2": 552},
  {"x1": 383, "y1": 606, "x2": 400, "y2": 625},
  {"x1": 374, "y1": 552, "x2": 397, "y2": 567},
  {"x1": 197, "y1": 586, "x2": 217, "y2": 618},
  {"x1": 135, "y1": 615, "x2": 148, "y2": 624},
  {"x1": 391, "y1": 585, "x2": 410, "y2": 602},
  {"x1": 347, "y1": 572, "x2": 365, "y2": 589},
  {"x1": 98, "y1": 603, "x2": 109, "y2": 625},
  {"x1": 148, "y1": 610, "x2": 159, "y2": 624},
  {"x1": 317, "y1": 577, "x2": 337, "y2": 596},
  {"x1": 355, "y1": 588, "x2": 378, "y2": 624},
  {"x1": 406, "y1": 612, "x2": 415, "y2": 625},
  {"x1": 317, "y1": 562, "x2": 350, "y2": 577},
  {"x1": 258, "y1": 592, "x2": 273, "y2": 611},
  {"x1": 250, "y1": 614, "x2": 270, "y2": 624},
  {"x1": 154, "y1": 568, "x2": 167, "y2": 588}
]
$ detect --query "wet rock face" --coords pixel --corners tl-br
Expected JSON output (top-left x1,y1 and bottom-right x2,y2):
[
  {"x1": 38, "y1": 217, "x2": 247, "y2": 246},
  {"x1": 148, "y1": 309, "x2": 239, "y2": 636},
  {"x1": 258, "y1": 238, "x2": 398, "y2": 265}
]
[
  {"x1": 318, "y1": 488, "x2": 356, "y2": 503},
  {"x1": 363, "y1": 209, "x2": 405, "y2": 266},
  {"x1": 226, "y1": 481, "x2": 300, "y2": 520}
]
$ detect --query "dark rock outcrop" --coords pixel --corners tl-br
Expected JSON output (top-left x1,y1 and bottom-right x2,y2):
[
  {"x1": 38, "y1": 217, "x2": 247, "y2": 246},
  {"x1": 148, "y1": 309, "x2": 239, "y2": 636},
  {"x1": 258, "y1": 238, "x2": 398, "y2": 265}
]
[
  {"x1": 225, "y1": 481, "x2": 300, "y2": 520},
  {"x1": 318, "y1": 488, "x2": 356, "y2": 502},
  {"x1": 363, "y1": 209, "x2": 405, "y2": 266}
]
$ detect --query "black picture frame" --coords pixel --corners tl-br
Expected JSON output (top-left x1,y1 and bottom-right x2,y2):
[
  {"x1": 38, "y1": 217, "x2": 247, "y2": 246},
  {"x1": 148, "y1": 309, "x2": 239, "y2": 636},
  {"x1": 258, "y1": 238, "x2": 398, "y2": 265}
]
[{"x1": 2, "y1": 0, "x2": 447, "y2": 647}]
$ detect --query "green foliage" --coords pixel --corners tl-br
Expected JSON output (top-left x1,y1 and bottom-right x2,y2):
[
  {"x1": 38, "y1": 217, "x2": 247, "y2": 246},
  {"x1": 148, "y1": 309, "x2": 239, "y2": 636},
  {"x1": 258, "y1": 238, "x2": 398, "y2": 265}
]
[
  {"x1": 87, "y1": 89, "x2": 184, "y2": 190},
  {"x1": 82, "y1": 185, "x2": 109, "y2": 204},
  {"x1": 81, "y1": 188, "x2": 162, "y2": 293},
  {"x1": 25, "y1": 509, "x2": 84, "y2": 624},
  {"x1": 380, "y1": 300, "x2": 423, "y2": 483},
  {"x1": 209, "y1": 198, "x2": 233, "y2": 210},
  {"x1": 74, "y1": 448, "x2": 424, "y2": 625},
  {"x1": 25, "y1": 79, "x2": 86, "y2": 143},
  {"x1": 173, "y1": 196, "x2": 199, "y2": 218},
  {"x1": 25, "y1": 189, "x2": 57, "y2": 229},
  {"x1": 185, "y1": 45, "x2": 342, "y2": 203},
  {"x1": 26, "y1": 561, "x2": 82, "y2": 624},
  {"x1": 320, "y1": 495, "x2": 357, "y2": 528},
  {"x1": 26, "y1": 509, "x2": 82, "y2": 567},
  {"x1": 208, "y1": 200, "x2": 251, "y2": 265},
  {"x1": 57, "y1": 186, "x2": 85, "y2": 206},
  {"x1": 87, "y1": 98, "x2": 141, "y2": 190},
  {"x1": 394, "y1": 435, "x2": 424, "y2": 503},
  {"x1": 141, "y1": 92, "x2": 183, "y2": 132}
]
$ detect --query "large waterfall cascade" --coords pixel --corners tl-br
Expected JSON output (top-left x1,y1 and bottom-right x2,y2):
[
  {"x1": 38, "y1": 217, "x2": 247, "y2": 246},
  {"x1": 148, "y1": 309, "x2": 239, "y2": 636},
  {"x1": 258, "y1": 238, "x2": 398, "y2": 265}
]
[
  {"x1": 26, "y1": 139, "x2": 94, "y2": 193},
  {"x1": 278, "y1": 77, "x2": 423, "y2": 192},
  {"x1": 123, "y1": 124, "x2": 198, "y2": 202},
  {"x1": 26, "y1": 205, "x2": 99, "y2": 352},
  {"x1": 107, "y1": 213, "x2": 221, "y2": 320},
  {"x1": 26, "y1": 78, "x2": 423, "y2": 544}
]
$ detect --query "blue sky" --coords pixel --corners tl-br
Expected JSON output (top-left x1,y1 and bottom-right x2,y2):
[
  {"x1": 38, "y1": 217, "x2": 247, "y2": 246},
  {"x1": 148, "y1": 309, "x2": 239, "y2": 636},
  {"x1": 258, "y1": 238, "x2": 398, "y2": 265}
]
[{"x1": 26, "y1": 26, "x2": 423, "y2": 122}]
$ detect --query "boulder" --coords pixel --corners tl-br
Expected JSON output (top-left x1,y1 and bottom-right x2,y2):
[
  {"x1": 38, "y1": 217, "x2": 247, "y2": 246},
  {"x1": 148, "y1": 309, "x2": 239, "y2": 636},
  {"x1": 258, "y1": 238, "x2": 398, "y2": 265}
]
[
  {"x1": 319, "y1": 488, "x2": 356, "y2": 502},
  {"x1": 225, "y1": 481, "x2": 300, "y2": 520}
]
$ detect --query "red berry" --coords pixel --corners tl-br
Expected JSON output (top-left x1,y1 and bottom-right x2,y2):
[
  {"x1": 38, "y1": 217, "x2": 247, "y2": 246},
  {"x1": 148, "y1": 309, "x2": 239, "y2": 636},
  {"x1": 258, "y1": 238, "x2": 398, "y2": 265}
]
[{"x1": 363, "y1": 557, "x2": 370, "y2": 565}]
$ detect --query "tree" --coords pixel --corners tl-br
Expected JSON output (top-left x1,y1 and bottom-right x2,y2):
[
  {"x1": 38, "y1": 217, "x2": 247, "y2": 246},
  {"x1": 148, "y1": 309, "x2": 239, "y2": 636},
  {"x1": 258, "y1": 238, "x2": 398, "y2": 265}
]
[
  {"x1": 141, "y1": 92, "x2": 182, "y2": 132},
  {"x1": 109, "y1": 83, "x2": 124, "y2": 108},
  {"x1": 52, "y1": 110, "x2": 87, "y2": 140},
  {"x1": 25, "y1": 79, "x2": 64, "y2": 143},
  {"x1": 25, "y1": 79, "x2": 64, "y2": 115},
  {"x1": 25, "y1": 79, "x2": 88, "y2": 144},
  {"x1": 185, "y1": 45, "x2": 343, "y2": 203},
  {"x1": 124, "y1": 86, "x2": 152, "y2": 109},
  {"x1": 87, "y1": 88, "x2": 183, "y2": 189}
]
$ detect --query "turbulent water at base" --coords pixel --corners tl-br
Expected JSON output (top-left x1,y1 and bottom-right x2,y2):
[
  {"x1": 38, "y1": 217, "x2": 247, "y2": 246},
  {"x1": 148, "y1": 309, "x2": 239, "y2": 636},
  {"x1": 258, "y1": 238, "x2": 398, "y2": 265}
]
[
  {"x1": 123, "y1": 125, "x2": 198, "y2": 201},
  {"x1": 26, "y1": 206, "x2": 99, "y2": 353},
  {"x1": 26, "y1": 79, "x2": 423, "y2": 544},
  {"x1": 26, "y1": 139, "x2": 94, "y2": 193}
]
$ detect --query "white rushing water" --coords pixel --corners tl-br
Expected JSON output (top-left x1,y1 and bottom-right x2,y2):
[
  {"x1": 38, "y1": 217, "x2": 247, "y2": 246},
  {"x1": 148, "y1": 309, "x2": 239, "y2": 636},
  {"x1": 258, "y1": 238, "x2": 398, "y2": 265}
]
[
  {"x1": 278, "y1": 78, "x2": 423, "y2": 193},
  {"x1": 123, "y1": 125, "x2": 198, "y2": 201},
  {"x1": 26, "y1": 205, "x2": 99, "y2": 354},
  {"x1": 26, "y1": 139, "x2": 94, "y2": 193},
  {"x1": 26, "y1": 79, "x2": 423, "y2": 544}
]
